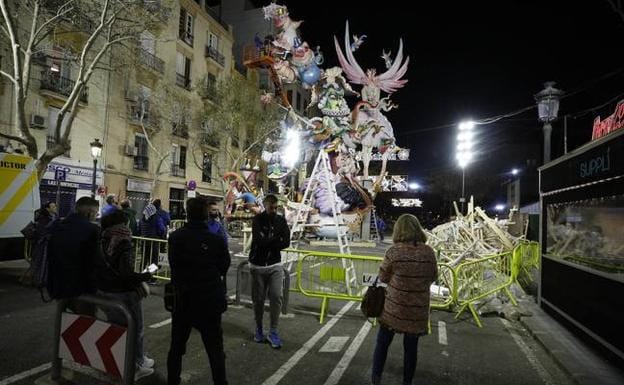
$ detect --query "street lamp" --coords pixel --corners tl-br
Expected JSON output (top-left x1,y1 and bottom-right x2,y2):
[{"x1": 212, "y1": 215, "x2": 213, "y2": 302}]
[
  {"x1": 511, "y1": 168, "x2": 519, "y2": 176},
  {"x1": 90, "y1": 138, "x2": 103, "y2": 197},
  {"x1": 456, "y1": 120, "x2": 475, "y2": 213},
  {"x1": 535, "y1": 81, "x2": 563, "y2": 164},
  {"x1": 408, "y1": 182, "x2": 420, "y2": 191}
]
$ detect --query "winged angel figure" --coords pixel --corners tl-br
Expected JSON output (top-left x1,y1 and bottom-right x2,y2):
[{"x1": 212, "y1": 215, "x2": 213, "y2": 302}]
[{"x1": 334, "y1": 22, "x2": 409, "y2": 178}]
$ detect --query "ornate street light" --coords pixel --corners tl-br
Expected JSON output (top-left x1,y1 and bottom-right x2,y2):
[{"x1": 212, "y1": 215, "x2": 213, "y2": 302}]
[
  {"x1": 456, "y1": 120, "x2": 475, "y2": 213},
  {"x1": 535, "y1": 82, "x2": 563, "y2": 164},
  {"x1": 90, "y1": 138, "x2": 103, "y2": 197}
]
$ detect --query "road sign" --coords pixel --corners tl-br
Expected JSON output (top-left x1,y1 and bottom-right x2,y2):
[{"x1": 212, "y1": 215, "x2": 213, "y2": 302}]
[
  {"x1": 54, "y1": 169, "x2": 67, "y2": 181},
  {"x1": 59, "y1": 313, "x2": 127, "y2": 378}
]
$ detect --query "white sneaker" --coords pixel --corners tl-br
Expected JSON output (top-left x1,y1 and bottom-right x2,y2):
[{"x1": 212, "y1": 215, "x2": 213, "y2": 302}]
[
  {"x1": 134, "y1": 365, "x2": 154, "y2": 381},
  {"x1": 141, "y1": 356, "x2": 155, "y2": 369}
]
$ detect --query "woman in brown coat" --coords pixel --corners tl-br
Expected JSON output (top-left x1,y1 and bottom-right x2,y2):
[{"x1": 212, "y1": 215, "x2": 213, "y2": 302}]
[{"x1": 372, "y1": 214, "x2": 437, "y2": 385}]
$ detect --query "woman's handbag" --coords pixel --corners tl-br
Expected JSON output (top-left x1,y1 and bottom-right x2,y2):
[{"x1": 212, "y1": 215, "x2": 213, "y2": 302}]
[{"x1": 361, "y1": 278, "x2": 385, "y2": 318}]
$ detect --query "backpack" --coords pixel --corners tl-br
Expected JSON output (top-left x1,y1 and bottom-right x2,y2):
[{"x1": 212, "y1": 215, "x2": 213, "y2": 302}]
[{"x1": 30, "y1": 219, "x2": 59, "y2": 302}]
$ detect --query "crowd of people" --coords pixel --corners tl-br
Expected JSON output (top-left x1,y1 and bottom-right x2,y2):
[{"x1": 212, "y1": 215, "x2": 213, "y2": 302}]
[{"x1": 28, "y1": 193, "x2": 437, "y2": 385}]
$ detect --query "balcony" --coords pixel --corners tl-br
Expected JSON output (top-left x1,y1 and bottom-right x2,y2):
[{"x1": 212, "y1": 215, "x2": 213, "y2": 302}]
[
  {"x1": 205, "y1": 45, "x2": 225, "y2": 67},
  {"x1": 128, "y1": 102, "x2": 159, "y2": 129},
  {"x1": 134, "y1": 155, "x2": 149, "y2": 171},
  {"x1": 199, "y1": 132, "x2": 220, "y2": 148},
  {"x1": 178, "y1": 30, "x2": 194, "y2": 47},
  {"x1": 170, "y1": 164, "x2": 186, "y2": 178},
  {"x1": 46, "y1": 136, "x2": 71, "y2": 157},
  {"x1": 176, "y1": 73, "x2": 191, "y2": 90},
  {"x1": 40, "y1": 69, "x2": 88, "y2": 104},
  {"x1": 138, "y1": 48, "x2": 164, "y2": 74},
  {"x1": 172, "y1": 123, "x2": 189, "y2": 139}
]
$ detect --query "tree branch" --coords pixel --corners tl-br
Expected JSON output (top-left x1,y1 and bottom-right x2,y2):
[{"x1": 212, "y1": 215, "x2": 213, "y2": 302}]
[
  {"x1": 607, "y1": 0, "x2": 624, "y2": 22},
  {"x1": 0, "y1": 69, "x2": 16, "y2": 83},
  {"x1": 0, "y1": 131, "x2": 28, "y2": 146}
]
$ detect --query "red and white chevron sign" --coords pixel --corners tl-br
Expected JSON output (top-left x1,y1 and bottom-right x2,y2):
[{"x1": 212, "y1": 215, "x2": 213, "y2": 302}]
[{"x1": 59, "y1": 313, "x2": 127, "y2": 378}]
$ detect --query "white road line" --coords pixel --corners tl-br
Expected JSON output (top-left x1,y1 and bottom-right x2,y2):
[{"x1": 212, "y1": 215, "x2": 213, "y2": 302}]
[
  {"x1": 0, "y1": 363, "x2": 51, "y2": 385},
  {"x1": 319, "y1": 336, "x2": 350, "y2": 353},
  {"x1": 149, "y1": 318, "x2": 172, "y2": 329},
  {"x1": 500, "y1": 318, "x2": 555, "y2": 385},
  {"x1": 261, "y1": 301, "x2": 355, "y2": 385},
  {"x1": 323, "y1": 321, "x2": 372, "y2": 385},
  {"x1": 438, "y1": 321, "x2": 448, "y2": 345}
]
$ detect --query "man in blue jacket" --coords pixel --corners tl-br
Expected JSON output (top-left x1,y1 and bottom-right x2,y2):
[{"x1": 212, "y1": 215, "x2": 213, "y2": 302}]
[{"x1": 167, "y1": 198, "x2": 230, "y2": 385}]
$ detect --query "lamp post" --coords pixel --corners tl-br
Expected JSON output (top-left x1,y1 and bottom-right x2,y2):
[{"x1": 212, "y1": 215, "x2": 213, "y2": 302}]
[
  {"x1": 535, "y1": 82, "x2": 563, "y2": 164},
  {"x1": 456, "y1": 121, "x2": 475, "y2": 214},
  {"x1": 90, "y1": 138, "x2": 103, "y2": 197}
]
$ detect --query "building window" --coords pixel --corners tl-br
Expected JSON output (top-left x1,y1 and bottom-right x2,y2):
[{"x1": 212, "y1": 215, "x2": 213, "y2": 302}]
[
  {"x1": 134, "y1": 134, "x2": 149, "y2": 171},
  {"x1": 169, "y1": 188, "x2": 186, "y2": 220},
  {"x1": 170, "y1": 144, "x2": 186, "y2": 177},
  {"x1": 202, "y1": 152, "x2": 212, "y2": 183},
  {"x1": 47, "y1": 107, "x2": 71, "y2": 157},
  {"x1": 178, "y1": 8, "x2": 194, "y2": 46},
  {"x1": 176, "y1": 52, "x2": 191, "y2": 90}
]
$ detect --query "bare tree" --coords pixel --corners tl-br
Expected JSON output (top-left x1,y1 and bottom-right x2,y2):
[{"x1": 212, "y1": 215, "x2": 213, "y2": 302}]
[
  {"x1": 0, "y1": 0, "x2": 166, "y2": 178},
  {"x1": 606, "y1": 0, "x2": 624, "y2": 23},
  {"x1": 191, "y1": 74, "x2": 283, "y2": 194}
]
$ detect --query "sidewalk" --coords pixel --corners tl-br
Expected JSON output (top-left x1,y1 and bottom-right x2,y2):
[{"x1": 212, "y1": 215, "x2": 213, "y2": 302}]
[{"x1": 518, "y1": 297, "x2": 624, "y2": 385}]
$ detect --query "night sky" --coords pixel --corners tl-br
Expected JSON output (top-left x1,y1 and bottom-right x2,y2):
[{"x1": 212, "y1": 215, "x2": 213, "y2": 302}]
[{"x1": 251, "y1": 0, "x2": 624, "y2": 205}]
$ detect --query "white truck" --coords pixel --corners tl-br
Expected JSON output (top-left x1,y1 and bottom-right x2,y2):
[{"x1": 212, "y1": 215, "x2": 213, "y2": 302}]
[{"x1": 0, "y1": 152, "x2": 40, "y2": 260}]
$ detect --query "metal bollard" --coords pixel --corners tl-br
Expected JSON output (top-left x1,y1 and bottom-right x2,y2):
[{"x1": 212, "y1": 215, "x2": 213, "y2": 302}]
[{"x1": 51, "y1": 294, "x2": 137, "y2": 384}]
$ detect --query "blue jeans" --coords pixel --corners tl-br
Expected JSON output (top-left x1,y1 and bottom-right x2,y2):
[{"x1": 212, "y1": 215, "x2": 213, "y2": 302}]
[
  {"x1": 372, "y1": 325, "x2": 420, "y2": 385},
  {"x1": 99, "y1": 291, "x2": 145, "y2": 366}
]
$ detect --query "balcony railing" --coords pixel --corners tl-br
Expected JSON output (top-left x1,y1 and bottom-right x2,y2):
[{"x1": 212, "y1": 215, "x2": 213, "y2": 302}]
[
  {"x1": 171, "y1": 164, "x2": 186, "y2": 177},
  {"x1": 128, "y1": 102, "x2": 159, "y2": 129},
  {"x1": 40, "y1": 69, "x2": 88, "y2": 104},
  {"x1": 176, "y1": 73, "x2": 191, "y2": 90},
  {"x1": 205, "y1": 45, "x2": 225, "y2": 66},
  {"x1": 199, "y1": 132, "x2": 220, "y2": 148},
  {"x1": 46, "y1": 136, "x2": 71, "y2": 157},
  {"x1": 134, "y1": 155, "x2": 149, "y2": 171},
  {"x1": 179, "y1": 30, "x2": 194, "y2": 47},
  {"x1": 138, "y1": 48, "x2": 164, "y2": 74},
  {"x1": 172, "y1": 123, "x2": 189, "y2": 139}
]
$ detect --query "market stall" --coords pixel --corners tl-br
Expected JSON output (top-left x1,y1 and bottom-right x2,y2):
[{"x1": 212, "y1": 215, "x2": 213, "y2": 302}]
[{"x1": 539, "y1": 116, "x2": 624, "y2": 360}]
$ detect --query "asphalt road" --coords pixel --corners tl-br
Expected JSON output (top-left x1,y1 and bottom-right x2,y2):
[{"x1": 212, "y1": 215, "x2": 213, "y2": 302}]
[{"x1": 0, "y1": 239, "x2": 572, "y2": 385}]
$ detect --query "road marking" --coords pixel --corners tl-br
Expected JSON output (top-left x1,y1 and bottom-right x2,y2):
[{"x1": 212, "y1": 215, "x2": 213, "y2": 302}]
[
  {"x1": 319, "y1": 336, "x2": 350, "y2": 353},
  {"x1": 500, "y1": 318, "x2": 555, "y2": 385},
  {"x1": 149, "y1": 318, "x2": 172, "y2": 329},
  {"x1": 438, "y1": 321, "x2": 448, "y2": 345},
  {"x1": 0, "y1": 363, "x2": 51, "y2": 384},
  {"x1": 262, "y1": 301, "x2": 355, "y2": 385},
  {"x1": 323, "y1": 321, "x2": 372, "y2": 385}
]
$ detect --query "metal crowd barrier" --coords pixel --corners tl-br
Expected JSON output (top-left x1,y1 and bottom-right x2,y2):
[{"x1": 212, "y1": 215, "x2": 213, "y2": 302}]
[
  {"x1": 49, "y1": 295, "x2": 136, "y2": 384},
  {"x1": 515, "y1": 240, "x2": 540, "y2": 280},
  {"x1": 453, "y1": 250, "x2": 519, "y2": 327},
  {"x1": 132, "y1": 236, "x2": 171, "y2": 281},
  {"x1": 295, "y1": 250, "x2": 383, "y2": 323}
]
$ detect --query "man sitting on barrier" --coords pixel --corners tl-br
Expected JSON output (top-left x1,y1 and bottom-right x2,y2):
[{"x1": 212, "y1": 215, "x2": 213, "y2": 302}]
[
  {"x1": 167, "y1": 198, "x2": 230, "y2": 385},
  {"x1": 249, "y1": 194, "x2": 290, "y2": 349}
]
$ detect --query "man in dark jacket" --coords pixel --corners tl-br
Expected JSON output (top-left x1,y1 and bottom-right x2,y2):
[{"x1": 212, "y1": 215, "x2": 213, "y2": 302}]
[
  {"x1": 120, "y1": 199, "x2": 139, "y2": 236},
  {"x1": 249, "y1": 194, "x2": 290, "y2": 349},
  {"x1": 46, "y1": 197, "x2": 109, "y2": 313},
  {"x1": 167, "y1": 198, "x2": 230, "y2": 385}
]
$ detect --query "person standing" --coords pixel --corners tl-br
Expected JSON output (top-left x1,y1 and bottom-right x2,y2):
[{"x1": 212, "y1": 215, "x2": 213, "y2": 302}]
[
  {"x1": 153, "y1": 199, "x2": 171, "y2": 234},
  {"x1": 249, "y1": 194, "x2": 290, "y2": 348},
  {"x1": 167, "y1": 198, "x2": 230, "y2": 385},
  {"x1": 371, "y1": 214, "x2": 438, "y2": 385},
  {"x1": 97, "y1": 210, "x2": 154, "y2": 381},
  {"x1": 206, "y1": 200, "x2": 228, "y2": 244},
  {"x1": 102, "y1": 194, "x2": 119, "y2": 218},
  {"x1": 376, "y1": 215, "x2": 387, "y2": 242},
  {"x1": 120, "y1": 199, "x2": 139, "y2": 236}
]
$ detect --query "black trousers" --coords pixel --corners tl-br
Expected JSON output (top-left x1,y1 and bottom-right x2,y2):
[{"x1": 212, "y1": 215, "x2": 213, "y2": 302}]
[{"x1": 167, "y1": 310, "x2": 227, "y2": 385}]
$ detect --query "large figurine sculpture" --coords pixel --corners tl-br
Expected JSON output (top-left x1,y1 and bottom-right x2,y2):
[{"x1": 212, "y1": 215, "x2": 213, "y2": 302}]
[{"x1": 248, "y1": 3, "x2": 410, "y2": 240}]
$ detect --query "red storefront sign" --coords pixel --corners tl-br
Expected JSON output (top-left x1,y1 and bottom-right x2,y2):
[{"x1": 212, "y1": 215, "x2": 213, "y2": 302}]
[{"x1": 592, "y1": 99, "x2": 624, "y2": 140}]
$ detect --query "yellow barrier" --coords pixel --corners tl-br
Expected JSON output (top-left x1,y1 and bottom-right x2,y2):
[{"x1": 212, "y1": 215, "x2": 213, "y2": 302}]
[
  {"x1": 132, "y1": 236, "x2": 171, "y2": 281},
  {"x1": 453, "y1": 250, "x2": 519, "y2": 327},
  {"x1": 170, "y1": 220, "x2": 186, "y2": 231},
  {"x1": 295, "y1": 250, "x2": 383, "y2": 323}
]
